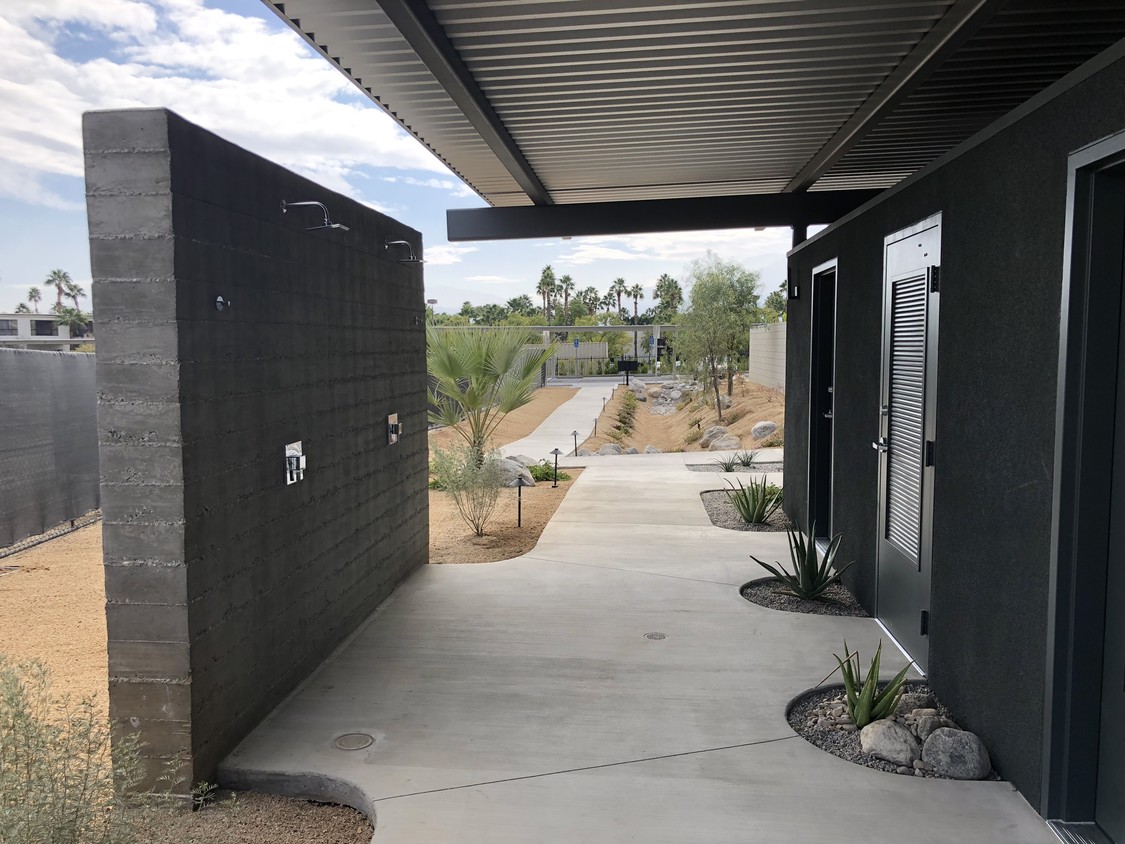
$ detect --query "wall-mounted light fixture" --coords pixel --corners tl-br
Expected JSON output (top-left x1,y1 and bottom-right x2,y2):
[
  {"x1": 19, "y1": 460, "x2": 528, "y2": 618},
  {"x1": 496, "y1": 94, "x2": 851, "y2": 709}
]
[
  {"x1": 387, "y1": 413, "x2": 401, "y2": 446},
  {"x1": 385, "y1": 240, "x2": 423, "y2": 263},
  {"x1": 281, "y1": 200, "x2": 350, "y2": 232}
]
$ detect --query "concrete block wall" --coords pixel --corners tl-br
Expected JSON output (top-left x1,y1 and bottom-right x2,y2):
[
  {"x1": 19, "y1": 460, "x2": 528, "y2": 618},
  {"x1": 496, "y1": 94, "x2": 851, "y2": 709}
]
[
  {"x1": 0, "y1": 348, "x2": 98, "y2": 547},
  {"x1": 85, "y1": 108, "x2": 429, "y2": 785},
  {"x1": 747, "y1": 323, "x2": 785, "y2": 389}
]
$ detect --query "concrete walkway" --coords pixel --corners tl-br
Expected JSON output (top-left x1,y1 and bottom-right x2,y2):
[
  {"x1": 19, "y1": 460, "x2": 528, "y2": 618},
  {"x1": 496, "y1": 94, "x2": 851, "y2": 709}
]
[
  {"x1": 499, "y1": 384, "x2": 608, "y2": 461},
  {"x1": 221, "y1": 404, "x2": 1056, "y2": 843}
]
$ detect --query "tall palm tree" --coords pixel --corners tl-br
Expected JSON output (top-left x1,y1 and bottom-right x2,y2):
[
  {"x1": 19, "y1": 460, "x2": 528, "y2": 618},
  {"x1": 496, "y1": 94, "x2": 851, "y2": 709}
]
[
  {"x1": 427, "y1": 327, "x2": 557, "y2": 464},
  {"x1": 44, "y1": 269, "x2": 71, "y2": 310},
  {"x1": 610, "y1": 277, "x2": 628, "y2": 316},
  {"x1": 629, "y1": 283, "x2": 645, "y2": 323},
  {"x1": 558, "y1": 274, "x2": 575, "y2": 321},
  {"x1": 27, "y1": 286, "x2": 41, "y2": 314},
  {"x1": 601, "y1": 293, "x2": 615, "y2": 315},
  {"x1": 536, "y1": 265, "x2": 557, "y2": 323},
  {"x1": 653, "y1": 273, "x2": 682, "y2": 315},
  {"x1": 580, "y1": 286, "x2": 600, "y2": 314},
  {"x1": 64, "y1": 279, "x2": 86, "y2": 311}
]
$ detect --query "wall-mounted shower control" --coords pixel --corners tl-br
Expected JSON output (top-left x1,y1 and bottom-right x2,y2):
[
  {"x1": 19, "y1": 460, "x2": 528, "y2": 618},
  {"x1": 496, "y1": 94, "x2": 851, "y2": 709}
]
[
  {"x1": 387, "y1": 414, "x2": 401, "y2": 446},
  {"x1": 285, "y1": 441, "x2": 306, "y2": 484}
]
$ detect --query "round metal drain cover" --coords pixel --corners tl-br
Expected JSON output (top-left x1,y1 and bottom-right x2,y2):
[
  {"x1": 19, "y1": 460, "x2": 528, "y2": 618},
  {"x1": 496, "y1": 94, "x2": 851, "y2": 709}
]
[
  {"x1": 644, "y1": 632, "x2": 667, "y2": 640},
  {"x1": 334, "y1": 733, "x2": 374, "y2": 751}
]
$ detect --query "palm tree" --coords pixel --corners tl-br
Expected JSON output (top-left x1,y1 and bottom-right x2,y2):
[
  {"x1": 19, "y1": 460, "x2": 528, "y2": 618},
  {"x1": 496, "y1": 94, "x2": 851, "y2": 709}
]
[
  {"x1": 44, "y1": 269, "x2": 71, "y2": 310},
  {"x1": 428, "y1": 327, "x2": 558, "y2": 464},
  {"x1": 54, "y1": 307, "x2": 91, "y2": 338},
  {"x1": 579, "y1": 286, "x2": 600, "y2": 314},
  {"x1": 27, "y1": 286, "x2": 41, "y2": 313},
  {"x1": 629, "y1": 283, "x2": 645, "y2": 359},
  {"x1": 64, "y1": 279, "x2": 86, "y2": 311},
  {"x1": 601, "y1": 293, "x2": 615, "y2": 316},
  {"x1": 536, "y1": 265, "x2": 557, "y2": 323},
  {"x1": 653, "y1": 273, "x2": 682, "y2": 316},
  {"x1": 558, "y1": 274, "x2": 575, "y2": 322},
  {"x1": 14, "y1": 303, "x2": 30, "y2": 313},
  {"x1": 610, "y1": 277, "x2": 628, "y2": 316}
]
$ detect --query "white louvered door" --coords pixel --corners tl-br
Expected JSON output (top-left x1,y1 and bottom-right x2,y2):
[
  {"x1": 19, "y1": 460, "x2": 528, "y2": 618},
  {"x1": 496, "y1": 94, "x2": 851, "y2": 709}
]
[{"x1": 876, "y1": 216, "x2": 940, "y2": 673}]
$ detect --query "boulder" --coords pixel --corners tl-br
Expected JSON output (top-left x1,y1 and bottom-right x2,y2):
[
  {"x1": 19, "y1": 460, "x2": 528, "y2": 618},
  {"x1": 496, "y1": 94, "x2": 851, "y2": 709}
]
[
  {"x1": 494, "y1": 458, "x2": 535, "y2": 488},
  {"x1": 646, "y1": 385, "x2": 664, "y2": 399},
  {"x1": 709, "y1": 435, "x2": 742, "y2": 451},
  {"x1": 510, "y1": 454, "x2": 538, "y2": 467},
  {"x1": 916, "y1": 715, "x2": 958, "y2": 743},
  {"x1": 597, "y1": 443, "x2": 624, "y2": 456},
  {"x1": 699, "y1": 426, "x2": 728, "y2": 448},
  {"x1": 576, "y1": 448, "x2": 594, "y2": 457},
  {"x1": 634, "y1": 392, "x2": 647, "y2": 402},
  {"x1": 751, "y1": 420, "x2": 779, "y2": 440},
  {"x1": 644, "y1": 445, "x2": 662, "y2": 454},
  {"x1": 719, "y1": 395, "x2": 732, "y2": 409},
  {"x1": 922, "y1": 728, "x2": 991, "y2": 780},
  {"x1": 860, "y1": 719, "x2": 921, "y2": 766},
  {"x1": 669, "y1": 390, "x2": 683, "y2": 401},
  {"x1": 624, "y1": 447, "x2": 640, "y2": 454},
  {"x1": 895, "y1": 692, "x2": 937, "y2": 715}
]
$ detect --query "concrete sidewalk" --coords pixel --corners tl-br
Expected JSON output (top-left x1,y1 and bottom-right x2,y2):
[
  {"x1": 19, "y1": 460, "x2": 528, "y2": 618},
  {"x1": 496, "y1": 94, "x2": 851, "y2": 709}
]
[
  {"x1": 499, "y1": 384, "x2": 607, "y2": 461},
  {"x1": 221, "y1": 454, "x2": 1054, "y2": 842}
]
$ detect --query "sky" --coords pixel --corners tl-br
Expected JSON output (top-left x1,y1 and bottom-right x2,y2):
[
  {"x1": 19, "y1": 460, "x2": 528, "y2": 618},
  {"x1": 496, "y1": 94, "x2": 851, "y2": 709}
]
[{"x1": 0, "y1": 0, "x2": 796, "y2": 315}]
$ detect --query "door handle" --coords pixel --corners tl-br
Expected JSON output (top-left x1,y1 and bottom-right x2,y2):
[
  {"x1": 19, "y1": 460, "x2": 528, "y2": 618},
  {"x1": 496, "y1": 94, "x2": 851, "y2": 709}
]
[
  {"x1": 872, "y1": 437, "x2": 888, "y2": 453},
  {"x1": 823, "y1": 411, "x2": 833, "y2": 419}
]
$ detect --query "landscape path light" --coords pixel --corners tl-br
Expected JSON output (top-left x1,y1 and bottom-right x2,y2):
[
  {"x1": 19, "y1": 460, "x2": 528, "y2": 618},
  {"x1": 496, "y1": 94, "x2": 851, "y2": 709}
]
[
  {"x1": 550, "y1": 448, "x2": 562, "y2": 488},
  {"x1": 572, "y1": 431, "x2": 579, "y2": 456},
  {"x1": 515, "y1": 476, "x2": 529, "y2": 528}
]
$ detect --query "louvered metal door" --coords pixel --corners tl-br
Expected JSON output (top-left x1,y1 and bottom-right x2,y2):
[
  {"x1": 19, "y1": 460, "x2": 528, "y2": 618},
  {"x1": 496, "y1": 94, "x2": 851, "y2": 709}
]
[{"x1": 875, "y1": 216, "x2": 941, "y2": 673}]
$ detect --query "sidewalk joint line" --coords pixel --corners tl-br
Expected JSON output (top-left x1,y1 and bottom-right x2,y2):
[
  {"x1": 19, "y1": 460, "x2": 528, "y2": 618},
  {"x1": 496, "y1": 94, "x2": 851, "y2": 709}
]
[
  {"x1": 372, "y1": 735, "x2": 797, "y2": 803},
  {"x1": 520, "y1": 554, "x2": 741, "y2": 588}
]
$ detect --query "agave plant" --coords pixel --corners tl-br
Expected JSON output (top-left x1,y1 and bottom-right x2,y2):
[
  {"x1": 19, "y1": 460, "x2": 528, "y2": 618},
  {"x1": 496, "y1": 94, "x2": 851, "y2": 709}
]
[
  {"x1": 750, "y1": 523, "x2": 852, "y2": 601},
  {"x1": 713, "y1": 454, "x2": 741, "y2": 472},
  {"x1": 725, "y1": 476, "x2": 783, "y2": 523},
  {"x1": 832, "y1": 640, "x2": 913, "y2": 728},
  {"x1": 735, "y1": 449, "x2": 759, "y2": 467}
]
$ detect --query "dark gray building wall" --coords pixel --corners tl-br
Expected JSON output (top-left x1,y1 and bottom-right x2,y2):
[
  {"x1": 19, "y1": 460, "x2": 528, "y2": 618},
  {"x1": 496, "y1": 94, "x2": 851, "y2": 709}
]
[
  {"x1": 85, "y1": 108, "x2": 429, "y2": 784},
  {"x1": 786, "y1": 56, "x2": 1125, "y2": 808},
  {"x1": 0, "y1": 348, "x2": 99, "y2": 547}
]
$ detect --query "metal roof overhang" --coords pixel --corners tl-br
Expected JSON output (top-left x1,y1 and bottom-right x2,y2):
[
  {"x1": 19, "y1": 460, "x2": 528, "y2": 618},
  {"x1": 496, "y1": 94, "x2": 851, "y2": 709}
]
[{"x1": 263, "y1": 0, "x2": 1125, "y2": 241}]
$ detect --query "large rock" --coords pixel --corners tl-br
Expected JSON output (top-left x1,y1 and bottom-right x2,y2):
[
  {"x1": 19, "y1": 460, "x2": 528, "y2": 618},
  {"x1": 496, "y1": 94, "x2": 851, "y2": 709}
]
[
  {"x1": 576, "y1": 448, "x2": 594, "y2": 457},
  {"x1": 709, "y1": 434, "x2": 742, "y2": 451},
  {"x1": 719, "y1": 395, "x2": 732, "y2": 409},
  {"x1": 624, "y1": 447, "x2": 640, "y2": 454},
  {"x1": 922, "y1": 728, "x2": 991, "y2": 780},
  {"x1": 669, "y1": 390, "x2": 683, "y2": 401},
  {"x1": 751, "y1": 420, "x2": 778, "y2": 440},
  {"x1": 895, "y1": 692, "x2": 937, "y2": 715},
  {"x1": 644, "y1": 445, "x2": 662, "y2": 454},
  {"x1": 860, "y1": 719, "x2": 921, "y2": 766},
  {"x1": 699, "y1": 426, "x2": 728, "y2": 448},
  {"x1": 646, "y1": 385, "x2": 664, "y2": 399},
  {"x1": 597, "y1": 443, "x2": 624, "y2": 456},
  {"x1": 633, "y1": 392, "x2": 647, "y2": 402},
  {"x1": 916, "y1": 715, "x2": 958, "y2": 742},
  {"x1": 493, "y1": 458, "x2": 535, "y2": 488},
  {"x1": 510, "y1": 454, "x2": 538, "y2": 467}
]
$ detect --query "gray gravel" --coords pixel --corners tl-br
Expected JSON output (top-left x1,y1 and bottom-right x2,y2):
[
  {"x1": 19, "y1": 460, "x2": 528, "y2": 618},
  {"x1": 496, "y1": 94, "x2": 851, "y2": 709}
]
[
  {"x1": 699, "y1": 490, "x2": 791, "y2": 532},
  {"x1": 741, "y1": 578, "x2": 869, "y2": 617},
  {"x1": 687, "y1": 462, "x2": 783, "y2": 473}
]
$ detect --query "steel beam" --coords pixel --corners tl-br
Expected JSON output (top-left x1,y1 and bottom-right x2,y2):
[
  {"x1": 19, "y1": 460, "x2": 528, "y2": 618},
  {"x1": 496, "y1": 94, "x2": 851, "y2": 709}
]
[
  {"x1": 375, "y1": 0, "x2": 552, "y2": 206},
  {"x1": 446, "y1": 189, "x2": 881, "y2": 242},
  {"x1": 783, "y1": 0, "x2": 1005, "y2": 193}
]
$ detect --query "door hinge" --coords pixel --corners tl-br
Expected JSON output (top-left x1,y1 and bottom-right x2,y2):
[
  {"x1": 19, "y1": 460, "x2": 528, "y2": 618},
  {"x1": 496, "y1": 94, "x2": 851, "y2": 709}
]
[
  {"x1": 929, "y1": 265, "x2": 940, "y2": 293},
  {"x1": 920, "y1": 609, "x2": 930, "y2": 636},
  {"x1": 925, "y1": 440, "x2": 936, "y2": 467}
]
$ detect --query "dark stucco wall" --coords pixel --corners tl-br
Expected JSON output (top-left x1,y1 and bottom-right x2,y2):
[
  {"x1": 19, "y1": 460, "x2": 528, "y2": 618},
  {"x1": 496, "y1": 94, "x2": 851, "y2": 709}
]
[
  {"x1": 786, "y1": 56, "x2": 1125, "y2": 808},
  {"x1": 86, "y1": 108, "x2": 429, "y2": 784},
  {"x1": 0, "y1": 348, "x2": 98, "y2": 547}
]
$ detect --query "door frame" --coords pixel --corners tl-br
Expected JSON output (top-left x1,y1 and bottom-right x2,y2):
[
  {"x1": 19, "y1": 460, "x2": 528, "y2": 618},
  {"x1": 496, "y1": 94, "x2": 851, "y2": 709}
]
[
  {"x1": 807, "y1": 258, "x2": 838, "y2": 539},
  {"x1": 1043, "y1": 128, "x2": 1125, "y2": 833}
]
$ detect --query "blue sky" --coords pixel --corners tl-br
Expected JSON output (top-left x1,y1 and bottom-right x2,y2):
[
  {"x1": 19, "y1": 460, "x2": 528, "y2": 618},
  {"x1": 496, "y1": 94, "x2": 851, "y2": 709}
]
[{"x1": 0, "y1": 0, "x2": 794, "y2": 314}]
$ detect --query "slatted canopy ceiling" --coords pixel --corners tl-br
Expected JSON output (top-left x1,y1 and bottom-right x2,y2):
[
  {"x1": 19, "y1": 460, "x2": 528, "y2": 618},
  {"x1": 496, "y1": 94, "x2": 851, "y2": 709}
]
[{"x1": 265, "y1": 0, "x2": 1125, "y2": 237}]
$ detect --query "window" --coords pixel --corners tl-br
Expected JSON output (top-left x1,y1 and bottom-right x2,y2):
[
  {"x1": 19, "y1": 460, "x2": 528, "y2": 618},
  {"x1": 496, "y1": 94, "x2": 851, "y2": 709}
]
[
  {"x1": 32, "y1": 320, "x2": 58, "y2": 336},
  {"x1": 0, "y1": 320, "x2": 16, "y2": 336}
]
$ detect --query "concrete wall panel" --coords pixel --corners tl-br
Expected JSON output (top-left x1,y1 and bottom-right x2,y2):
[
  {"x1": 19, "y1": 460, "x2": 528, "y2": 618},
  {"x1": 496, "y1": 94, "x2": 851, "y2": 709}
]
[{"x1": 747, "y1": 323, "x2": 786, "y2": 389}]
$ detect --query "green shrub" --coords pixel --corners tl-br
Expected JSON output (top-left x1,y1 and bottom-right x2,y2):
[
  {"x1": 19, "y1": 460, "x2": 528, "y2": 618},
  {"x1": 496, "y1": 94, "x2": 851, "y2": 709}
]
[
  {"x1": 687, "y1": 415, "x2": 702, "y2": 428},
  {"x1": 751, "y1": 523, "x2": 853, "y2": 602},
  {"x1": 527, "y1": 463, "x2": 571, "y2": 483},
  {"x1": 725, "y1": 407, "x2": 745, "y2": 424},
  {"x1": 430, "y1": 444, "x2": 505, "y2": 536},
  {"x1": 724, "y1": 476, "x2": 783, "y2": 523},
  {"x1": 684, "y1": 429, "x2": 702, "y2": 444},
  {"x1": 832, "y1": 641, "x2": 913, "y2": 729}
]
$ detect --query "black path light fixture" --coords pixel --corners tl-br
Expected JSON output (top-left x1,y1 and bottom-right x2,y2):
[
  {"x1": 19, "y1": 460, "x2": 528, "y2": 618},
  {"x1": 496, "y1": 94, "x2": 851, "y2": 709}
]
[
  {"x1": 515, "y1": 476, "x2": 528, "y2": 527},
  {"x1": 550, "y1": 448, "x2": 562, "y2": 488},
  {"x1": 281, "y1": 199, "x2": 350, "y2": 231},
  {"x1": 572, "y1": 430, "x2": 579, "y2": 456}
]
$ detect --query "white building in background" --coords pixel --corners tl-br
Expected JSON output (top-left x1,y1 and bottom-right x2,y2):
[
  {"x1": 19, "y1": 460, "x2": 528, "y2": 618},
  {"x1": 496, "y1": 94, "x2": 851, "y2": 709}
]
[{"x1": 0, "y1": 313, "x2": 89, "y2": 351}]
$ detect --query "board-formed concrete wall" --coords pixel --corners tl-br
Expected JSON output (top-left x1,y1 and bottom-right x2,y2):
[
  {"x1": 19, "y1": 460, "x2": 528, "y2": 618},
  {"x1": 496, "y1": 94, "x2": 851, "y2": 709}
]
[
  {"x1": 85, "y1": 108, "x2": 429, "y2": 785},
  {"x1": 0, "y1": 348, "x2": 98, "y2": 547},
  {"x1": 747, "y1": 323, "x2": 785, "y2": 389}
]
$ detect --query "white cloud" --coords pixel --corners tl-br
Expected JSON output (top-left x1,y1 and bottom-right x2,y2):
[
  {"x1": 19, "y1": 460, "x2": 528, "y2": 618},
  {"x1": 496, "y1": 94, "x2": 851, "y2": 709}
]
[
  {"x1": 383, "y1": 175, "x2": 476, "y2": 199},
  {"x1": 425, "y1": 244, "x2": 477, "y2": 265},
  {"x1": 465, "y1": 274, "x2": 518, "y2": 284},
  {"x1": 555, "y1": 228, "x2": 793, "y2": 272},
  {"x1": 0, "y1": 0, "x2": 452, "y2": 209}
]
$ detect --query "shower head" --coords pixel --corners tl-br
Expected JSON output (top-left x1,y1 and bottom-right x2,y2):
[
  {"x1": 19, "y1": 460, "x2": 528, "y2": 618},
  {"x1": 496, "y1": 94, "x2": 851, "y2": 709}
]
[{"x1": 281, "y1": 200, "x2": 349, "y2": 233}]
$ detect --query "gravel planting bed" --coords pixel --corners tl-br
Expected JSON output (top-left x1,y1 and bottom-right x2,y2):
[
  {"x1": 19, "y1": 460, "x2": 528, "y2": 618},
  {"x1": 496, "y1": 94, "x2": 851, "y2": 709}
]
[
  {"x1": 688, "y1": 461, "x2": 783, "y2": 473},
  {"x1": 699, "y1": 490, "x2": 791, "y2": 532},
  {"x1": 788, "y1": 683, "x2": 999, "y2": 780},
  {"x1": 741, "y1": 577, "x2": 869, "y2": 617}
]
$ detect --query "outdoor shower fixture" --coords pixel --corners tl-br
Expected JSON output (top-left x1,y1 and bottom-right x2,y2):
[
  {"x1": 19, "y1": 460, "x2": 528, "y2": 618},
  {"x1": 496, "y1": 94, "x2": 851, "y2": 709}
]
[
  {"x1": 280, "y1": 200, "x2": 350, "y2": 232},
  {"x1": 385, "y1": 239, "x2": 423, "y2": 263}
]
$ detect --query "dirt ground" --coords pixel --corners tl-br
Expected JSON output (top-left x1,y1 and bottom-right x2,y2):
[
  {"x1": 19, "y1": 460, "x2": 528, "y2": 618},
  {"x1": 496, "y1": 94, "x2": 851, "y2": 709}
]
[
  {"x1": 0, "y1": 386, "x2": 586, "y2": 841},
  {"x1": 579, "y1": 376, "x2": 786, "y2": 454}
]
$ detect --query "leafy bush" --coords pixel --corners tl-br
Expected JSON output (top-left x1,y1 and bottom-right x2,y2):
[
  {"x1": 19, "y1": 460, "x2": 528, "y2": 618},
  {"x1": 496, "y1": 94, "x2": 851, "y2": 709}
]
[
  {"x1": 724, "y1": 476, "x2": 783, "y2": 523},
  {"x1": 751, "y1": 524, "x2": 853, "y2": 602},
  {"x1": 430, "y1": 444, "x2": 505, "y2": 536},
  {"x1": 0, "y1": 657, "x2": 172, "y2": 843},
  {"x1": 832, "y1": 640, "x2": 912, "y2": 729},
  {"x1": 527, "y1": 463, "x2": 571, "y2": 483},
  {"x1": 684, "y1": 429, "x2": 702, "y2": 444}
]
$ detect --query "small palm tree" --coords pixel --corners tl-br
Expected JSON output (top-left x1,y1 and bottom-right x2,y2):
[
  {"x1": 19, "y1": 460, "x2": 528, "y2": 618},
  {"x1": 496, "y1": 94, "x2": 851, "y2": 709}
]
[
  {"x1": 44, "y1": 269, "x2": 71, "y2": 310},
  {"x1": 64, "y1": 280, "x2": 86, "y2": 310},
  {"x1": 14, "y1": 303, "x2": 31, "y2": 313},
  {"x1": 27, "y1": 286, "x2": 41, "y2": 313},
  {"x1": 428, "y1": 327, "x2": 558, "y2": 463},
  {"x1": 54, "y1": 307, "x2": 91, "y2": 338}
]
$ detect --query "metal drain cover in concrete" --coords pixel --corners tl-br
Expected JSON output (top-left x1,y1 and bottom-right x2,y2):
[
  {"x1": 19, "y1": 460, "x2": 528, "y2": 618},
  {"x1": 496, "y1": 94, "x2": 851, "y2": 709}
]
[
  {"x1": 334, "y1": 733, "x2": 374, "y2": 751},
  {"x1": 644, "y1": 632, "x2": 667, "y2": 640}
]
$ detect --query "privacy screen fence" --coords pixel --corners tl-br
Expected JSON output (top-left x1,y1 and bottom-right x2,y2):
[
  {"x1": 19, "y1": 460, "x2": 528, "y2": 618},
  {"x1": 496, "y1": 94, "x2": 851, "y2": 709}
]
[{"x1": 0, "y1": 348, "x2": 99, "y2": 547}]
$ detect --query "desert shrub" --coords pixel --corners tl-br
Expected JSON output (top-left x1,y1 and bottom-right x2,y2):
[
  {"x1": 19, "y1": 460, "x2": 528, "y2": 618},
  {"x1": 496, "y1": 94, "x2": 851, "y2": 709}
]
[
  {"x1": 713, "y1": 454, "x2": 740, "y2": 472},
  {"x1": 0, "y1": 657, "x2": 174, "y2": 844},
  {"x1": 762, "y1": 431, "x2": 784, "y2": 448},
  {"x1": 751, "y1": 524, "x2": 853, "y2": 603},
  {"x1": 724, "y1": 476, "x2": 783, "y2": 523},
  {"x1": 832, "y1": 641, "x2": 912, "y2": 729},
  {"x1": 687, "y1": 415, "x2": 702, "y2": 428},
  {"x1": 725, "y1": 408, "x2": 745, "y2": 424},
  {"x1": 684, "y1": 429, "x2": 702, "y2": 444},
  {"x1": 527, "y1": 463, "x2": 571, "y2": 483},
  {"x1": 430, "y1": 444, "x2": 505, "y2": 536},
  {"x1": 736, "y1": 450, "x2": 759, "y2": 467}
]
